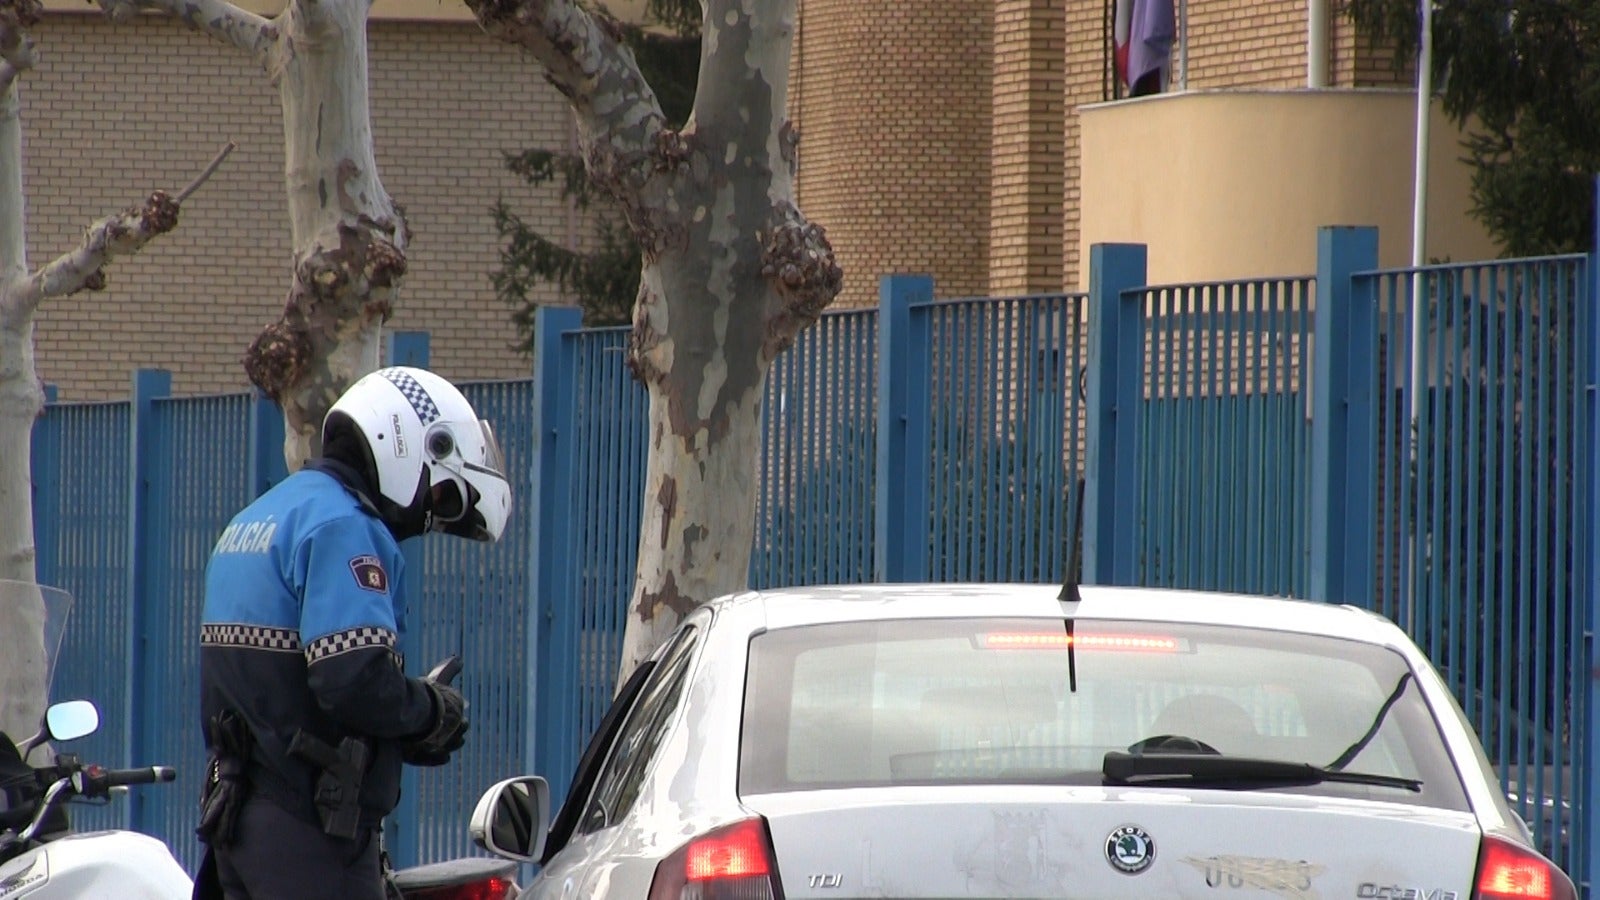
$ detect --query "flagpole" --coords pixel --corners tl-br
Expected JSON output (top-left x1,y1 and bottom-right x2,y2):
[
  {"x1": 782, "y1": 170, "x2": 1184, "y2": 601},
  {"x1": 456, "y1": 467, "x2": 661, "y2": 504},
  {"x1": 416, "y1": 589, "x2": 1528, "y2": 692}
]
[
  {"x1": 1405, "y1": 0, "x2": 1434, "y2": 635},
  {"x1": 1308, "y1": 0, "x2": 1329, "y2": 87},
  {"x1": 1179, "y1": 0, "x2": 1188, "y2": 89},
  {"x1": 1410, "y1": 0, "x2": 1433, "y2": 272}
]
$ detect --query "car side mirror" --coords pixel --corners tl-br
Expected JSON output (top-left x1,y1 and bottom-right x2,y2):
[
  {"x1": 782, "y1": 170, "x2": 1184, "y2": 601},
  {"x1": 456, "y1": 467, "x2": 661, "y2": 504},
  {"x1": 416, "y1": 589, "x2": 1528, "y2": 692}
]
[{"x1": 469, "y1": 776, "x2": 549, "y2": 862}]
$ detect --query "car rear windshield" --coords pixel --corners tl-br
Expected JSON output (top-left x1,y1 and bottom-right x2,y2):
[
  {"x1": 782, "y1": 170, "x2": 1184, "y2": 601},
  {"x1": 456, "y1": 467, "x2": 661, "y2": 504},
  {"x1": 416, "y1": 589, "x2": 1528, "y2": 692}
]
[{"x1": 739, "y1": 617, "x2": 1468, "y2": 811}]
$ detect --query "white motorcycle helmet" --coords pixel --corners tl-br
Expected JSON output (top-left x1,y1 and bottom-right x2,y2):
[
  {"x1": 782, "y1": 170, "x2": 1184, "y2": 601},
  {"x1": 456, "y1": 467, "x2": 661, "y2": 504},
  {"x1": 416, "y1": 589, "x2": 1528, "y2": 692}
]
[{"x1": 322, "y1": 367, "x2": 511, "y2": 542}]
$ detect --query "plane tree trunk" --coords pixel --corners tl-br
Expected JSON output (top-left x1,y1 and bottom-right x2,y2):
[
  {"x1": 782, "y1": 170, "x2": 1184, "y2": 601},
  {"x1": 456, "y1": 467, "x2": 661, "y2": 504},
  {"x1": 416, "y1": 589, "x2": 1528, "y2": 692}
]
[
  {"x1": 99, "y1": 0, "x2": 409, "y2": 468},
  {"x1": 465, "y1": 0, "x2": 842, "y2": 684},
  {"x1": 0, "y1": 0, "x2": 218, "y2": 739}
]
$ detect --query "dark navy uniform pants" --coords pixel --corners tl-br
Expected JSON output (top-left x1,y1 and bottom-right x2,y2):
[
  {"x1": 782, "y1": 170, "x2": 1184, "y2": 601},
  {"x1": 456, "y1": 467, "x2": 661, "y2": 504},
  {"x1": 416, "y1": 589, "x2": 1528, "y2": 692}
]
[{"x1": 209, "y1": 797, "x2": 384, "y2": 900}]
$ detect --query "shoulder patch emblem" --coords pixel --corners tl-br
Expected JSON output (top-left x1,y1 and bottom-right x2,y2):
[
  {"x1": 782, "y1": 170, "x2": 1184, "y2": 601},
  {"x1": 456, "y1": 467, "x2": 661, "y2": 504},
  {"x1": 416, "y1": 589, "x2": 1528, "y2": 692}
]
[{"x1": 349, "y1": 555, "x2": 389, "y2": 594}]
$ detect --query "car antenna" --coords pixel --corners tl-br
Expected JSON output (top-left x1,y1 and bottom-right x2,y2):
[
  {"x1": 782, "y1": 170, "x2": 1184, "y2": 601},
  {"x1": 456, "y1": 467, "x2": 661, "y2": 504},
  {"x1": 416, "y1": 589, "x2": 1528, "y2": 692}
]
[{"x1": 1058, "y1": 581, "x2": 1079, "y2": 692}]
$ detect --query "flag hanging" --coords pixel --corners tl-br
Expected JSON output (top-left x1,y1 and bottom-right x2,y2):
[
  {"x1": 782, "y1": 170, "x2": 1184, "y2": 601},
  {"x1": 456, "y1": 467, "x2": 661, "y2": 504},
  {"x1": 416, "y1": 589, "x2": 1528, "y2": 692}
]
[{"x1": 1113, "y1": 0, "x2": 1176, "y2": 96}]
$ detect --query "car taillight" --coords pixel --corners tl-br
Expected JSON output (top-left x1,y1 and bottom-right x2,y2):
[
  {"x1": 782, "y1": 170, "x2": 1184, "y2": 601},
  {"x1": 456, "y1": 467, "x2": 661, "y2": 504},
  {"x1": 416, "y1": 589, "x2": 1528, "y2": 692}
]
[
  {"x1": 1472, "y1": 836, "x2": 1577, "y2": 900},
  {"x1": 403, "y1": 877, "x2": 516, "y2": 900},
  {"x1": 649, "y1": 817, "x2": 784, "y2": 900}
]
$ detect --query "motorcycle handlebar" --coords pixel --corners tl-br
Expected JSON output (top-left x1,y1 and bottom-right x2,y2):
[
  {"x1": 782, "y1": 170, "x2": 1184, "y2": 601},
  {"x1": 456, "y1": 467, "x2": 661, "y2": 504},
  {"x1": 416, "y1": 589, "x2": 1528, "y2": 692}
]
[
  {"x1": 81, "y1": 765, "x2": 177, "y2": 795},
  {"x1": 4, "y1": 764, "x2": 177, "y2": 846}
]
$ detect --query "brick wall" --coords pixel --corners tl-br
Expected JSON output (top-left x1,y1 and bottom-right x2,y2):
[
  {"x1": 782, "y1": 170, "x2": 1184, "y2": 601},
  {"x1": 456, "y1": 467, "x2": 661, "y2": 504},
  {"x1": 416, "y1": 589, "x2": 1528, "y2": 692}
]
[
  {"x1": 28, "y1": 15, "x2": 573, "y2": 400},
  {"x1": 791, "y1": 0, "x2": 994, "y2": 309},
  {"x1": 988, "y1": 0, "x2": 1064, "y2": 297},
  {"x1": 787, "y1": 0, "x2": 1402, "y2": 302},
  {"x1": 1332, "y1": 9, "x2": 1414, "y2": 88},
  {"x1": 31, "y1": 5, "x2": 1422, "y2": 400},
  {"x1": 1056, "y1": 0, "x2": 1409, "y2": 289},
  {"x1": 1062, "y1": 0, "x2": 1114, "y2": 293},
  {"x1": 1066, "y1": 0, "x2": 1317, "y2": 291},
  {"x1": 1064, "y1": 0, "x2": 1308, "y2": 292},
  {"x1": 1182, "y1": 0, "x2": 1306, "y2": 90}
]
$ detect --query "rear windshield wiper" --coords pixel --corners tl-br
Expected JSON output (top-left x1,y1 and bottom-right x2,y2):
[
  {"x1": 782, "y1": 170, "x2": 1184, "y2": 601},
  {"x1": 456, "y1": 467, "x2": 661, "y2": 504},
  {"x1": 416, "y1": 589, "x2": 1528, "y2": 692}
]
[{"x1": 1103, "y1": 751, "x2": 1422, "y2": 792}]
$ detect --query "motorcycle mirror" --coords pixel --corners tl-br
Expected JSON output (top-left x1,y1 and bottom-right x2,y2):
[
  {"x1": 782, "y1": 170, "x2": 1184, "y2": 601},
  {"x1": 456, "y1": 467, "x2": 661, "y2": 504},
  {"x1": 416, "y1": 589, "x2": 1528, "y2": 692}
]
[
  {"x1": 47, "y1": 700, "x2": 100, "y2": 741},
  {"x1": 469, "y1": 775, "x2": 549, "y2": 863},
  {"x1": 21, "y1": 700, "x2": 100, "y2": 760}
]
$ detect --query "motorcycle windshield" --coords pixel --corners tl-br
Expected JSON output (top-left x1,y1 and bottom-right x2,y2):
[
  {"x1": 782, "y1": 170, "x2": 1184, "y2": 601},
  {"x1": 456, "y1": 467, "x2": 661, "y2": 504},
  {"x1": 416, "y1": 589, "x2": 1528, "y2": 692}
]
[{"x1": 0, "y1": 579, "x2": 74, "y2": 699}]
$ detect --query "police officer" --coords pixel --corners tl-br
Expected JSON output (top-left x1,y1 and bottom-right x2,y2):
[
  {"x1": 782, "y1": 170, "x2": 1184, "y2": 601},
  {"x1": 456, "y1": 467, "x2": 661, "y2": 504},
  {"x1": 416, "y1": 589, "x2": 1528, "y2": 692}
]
[{"x1": 193, "y1": 367, "x2": 513, "y2": 900}]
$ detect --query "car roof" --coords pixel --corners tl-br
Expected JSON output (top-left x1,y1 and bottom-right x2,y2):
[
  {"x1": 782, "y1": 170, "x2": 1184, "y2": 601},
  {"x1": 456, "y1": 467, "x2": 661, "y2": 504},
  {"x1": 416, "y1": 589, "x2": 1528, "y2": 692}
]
[{"x1": 712, "y1": 583, "x2": 1404, "y2": 647}]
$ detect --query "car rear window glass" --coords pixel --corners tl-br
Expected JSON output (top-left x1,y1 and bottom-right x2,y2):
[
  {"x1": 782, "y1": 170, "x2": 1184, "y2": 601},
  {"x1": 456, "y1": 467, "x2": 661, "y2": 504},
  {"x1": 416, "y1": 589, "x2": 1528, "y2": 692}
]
[{"x1": 739, "y1": 617, "x2": 1468, "y2": 811}]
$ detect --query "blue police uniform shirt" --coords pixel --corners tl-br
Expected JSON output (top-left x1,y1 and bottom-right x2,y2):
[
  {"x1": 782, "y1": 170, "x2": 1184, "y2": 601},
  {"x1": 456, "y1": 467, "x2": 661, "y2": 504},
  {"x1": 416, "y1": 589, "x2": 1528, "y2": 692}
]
[{"x1": 199, "y1": 467, "x2": 435, "y2": 827}]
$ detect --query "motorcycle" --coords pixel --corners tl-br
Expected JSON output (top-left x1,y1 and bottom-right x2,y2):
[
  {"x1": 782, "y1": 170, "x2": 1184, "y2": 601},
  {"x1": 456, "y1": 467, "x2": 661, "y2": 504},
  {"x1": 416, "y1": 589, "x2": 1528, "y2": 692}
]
[
  {"x1": 0, "y1": 580, "x2": 518, "y2": 900},
  {"x1": 0, "y1": 698, "x2": 188, "y2": 897},
  {"x1": 0, "y1": 579, "x2": 189, "y2": 898}
]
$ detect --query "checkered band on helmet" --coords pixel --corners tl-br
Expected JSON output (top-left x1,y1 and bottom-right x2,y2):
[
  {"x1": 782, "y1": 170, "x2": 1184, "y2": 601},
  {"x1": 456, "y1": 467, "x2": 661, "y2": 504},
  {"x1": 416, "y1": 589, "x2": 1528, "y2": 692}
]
[{"x1": 379, "y1": 367, "x2": 441, "y2": 427}]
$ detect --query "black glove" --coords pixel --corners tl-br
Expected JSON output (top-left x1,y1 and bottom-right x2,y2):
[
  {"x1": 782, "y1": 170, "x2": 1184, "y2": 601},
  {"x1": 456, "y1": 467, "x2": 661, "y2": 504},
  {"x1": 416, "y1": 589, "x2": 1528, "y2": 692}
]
[
  {"x1": 195, "y1": 710, "x2": 251, "y2": 847},
  {"x1": 401, "y1": 745, "x2": 454, "y2": 767},
  {"x1": 404, "y1": 679, "x2": 468, "y2": 764}
]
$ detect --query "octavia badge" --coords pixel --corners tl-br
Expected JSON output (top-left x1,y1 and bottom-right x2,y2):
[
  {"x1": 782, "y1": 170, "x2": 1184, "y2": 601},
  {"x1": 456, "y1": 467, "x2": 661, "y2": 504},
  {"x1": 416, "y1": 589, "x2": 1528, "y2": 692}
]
[{"x1": 1106, "y1": 824, "x2": 1155, "y2": 874}]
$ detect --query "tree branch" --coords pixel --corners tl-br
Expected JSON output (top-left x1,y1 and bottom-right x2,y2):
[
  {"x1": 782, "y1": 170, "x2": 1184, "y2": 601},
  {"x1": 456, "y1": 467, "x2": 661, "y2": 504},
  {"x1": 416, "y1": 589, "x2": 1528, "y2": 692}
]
[
  {"x1": 0, "y1": 0, "x2": 41, "y2": 93},
  {"x1": 760, "y1": 201, "x2": 842, "y2": 361},
  {"x1": 17, "y1": 143, "x2": 234, "y2": 313},
  {"x1": 177, "y1": 140, "x2": 236, "y2": 202},
  {"x1": 97, "y1": 0, "x2": 276, "y2": 63},
  {"x1": 465, "y1": 0, "x2": 667, "y2": 198}
]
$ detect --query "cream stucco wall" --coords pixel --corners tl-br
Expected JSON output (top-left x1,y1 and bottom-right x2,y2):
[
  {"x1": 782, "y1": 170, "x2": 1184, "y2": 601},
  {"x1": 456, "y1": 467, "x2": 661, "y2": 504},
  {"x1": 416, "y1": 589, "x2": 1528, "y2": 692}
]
[{"x1": 1077, "y1": 89, "x2": 1500, "y2": 289}]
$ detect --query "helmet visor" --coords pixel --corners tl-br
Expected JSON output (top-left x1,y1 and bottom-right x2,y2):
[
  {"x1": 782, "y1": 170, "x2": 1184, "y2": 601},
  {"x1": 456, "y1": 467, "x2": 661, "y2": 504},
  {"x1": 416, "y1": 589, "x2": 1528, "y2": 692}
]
[
  {"x1": 432, "y1": 419, "x2": 512, "y2": 542},
  {"x1": 477, "y1": 420, "x2": 506, "y2": 478}
]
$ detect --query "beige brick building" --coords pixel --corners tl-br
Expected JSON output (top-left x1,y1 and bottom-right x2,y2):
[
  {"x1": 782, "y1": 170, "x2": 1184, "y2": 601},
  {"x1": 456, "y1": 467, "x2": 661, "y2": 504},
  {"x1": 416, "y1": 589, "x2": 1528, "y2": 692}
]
[
  {"x1": 791, "y1": 0, "x2": 1430, "y2": 309},
  {"x1": 31, "y1": 1, "x2": 1470, "y2": 399},
  {"x1": 29, "y1": 9, "x2": 570, "y2": 400}
]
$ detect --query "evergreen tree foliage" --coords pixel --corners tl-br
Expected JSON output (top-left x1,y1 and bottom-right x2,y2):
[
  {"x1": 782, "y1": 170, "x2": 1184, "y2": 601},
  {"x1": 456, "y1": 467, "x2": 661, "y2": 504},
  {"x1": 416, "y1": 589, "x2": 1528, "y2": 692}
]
[
  {"x1": 1343, "y1": 0, "x2": 1597, "y2": 256},
  {"x1": 493, "y1": 0, "x2": 700, "y2": 349}
]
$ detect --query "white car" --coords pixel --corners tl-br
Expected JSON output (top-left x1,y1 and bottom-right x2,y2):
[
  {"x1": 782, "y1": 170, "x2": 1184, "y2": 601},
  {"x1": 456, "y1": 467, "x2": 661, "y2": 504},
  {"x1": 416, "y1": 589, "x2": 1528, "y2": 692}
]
[{"x1": 468, "y1": 583, "x2": 1578, "y2": 899}]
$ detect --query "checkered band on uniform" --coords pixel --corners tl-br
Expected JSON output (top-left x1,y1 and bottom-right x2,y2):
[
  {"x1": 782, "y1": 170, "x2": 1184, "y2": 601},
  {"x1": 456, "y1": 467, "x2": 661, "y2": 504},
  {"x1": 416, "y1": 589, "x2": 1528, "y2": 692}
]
[
  {"x1": 379, "y1": 368, "x2": 440, "y2": 426},
  {"x1": 201, "y1": 623, "x2": 302, "y2": 653},
  {"x1": 306, "y1": 626, "x2": 398, "y2": 664}
]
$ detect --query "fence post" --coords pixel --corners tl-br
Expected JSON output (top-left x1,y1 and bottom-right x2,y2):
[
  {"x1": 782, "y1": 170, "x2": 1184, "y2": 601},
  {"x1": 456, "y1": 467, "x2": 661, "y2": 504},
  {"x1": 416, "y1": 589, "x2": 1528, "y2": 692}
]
[
  {"x1": 246, "y1": 392, "x2": 287, "y2": 499},
  {"x1": 1583, "y1": 176, "x2": 1600, "y2": 896},
  {"x1": 529, "y1": 307, "x2": 580, "y2": 785},
  {"x1": 381, "y1": 331, "x2": 429, "y2": 870},
  {"x1": 875, "y1": 274, "x2": 934, "y2": 582},
  {"x1": 1307, "y1": 226, "x2": 1379, "y2": 606},
  {"x1": 32, "y1": 385, "x2": 59, "y2": 586},
  {"x1": 1082, "y1": 244, "x2": 1147, "y2": 587},
  {"x1": 125, "y1": 368, "x2": 169, "y2": 836},
  {"x1": 387, "y1": 330, "x2": 431, "y2": 369}
]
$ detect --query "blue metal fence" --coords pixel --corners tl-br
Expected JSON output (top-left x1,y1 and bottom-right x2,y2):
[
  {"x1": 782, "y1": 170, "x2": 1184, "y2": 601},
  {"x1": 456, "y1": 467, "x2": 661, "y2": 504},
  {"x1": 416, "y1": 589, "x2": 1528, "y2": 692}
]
[
  {"x1": 1134, "y1": 276, "x2": 1316, "y2": 595},
  {"x1": 754, "y1": 308, "x2": 878, "y2": 588},
  {"x1": 32, "y1": 221, "x2": 1600, "y2": 892},
  {"x1": 137, "y1": 389, "x2": 255, "y2": 870},
  {"x1": 1365, "y1": 254, "x2": 1592, "y2": 877},
  {"x1": 32, "y1": 398, "x2": 131, "y2": 836},
  {"x1": 532, "y1": 318, "x2": 648, "y2": 807},
  {"x1": 921, "y1": 293, "x2": 1089, "y2": 582},
  {"x1": 409, "y1": 379, "x2": 542, "y2": 864}
]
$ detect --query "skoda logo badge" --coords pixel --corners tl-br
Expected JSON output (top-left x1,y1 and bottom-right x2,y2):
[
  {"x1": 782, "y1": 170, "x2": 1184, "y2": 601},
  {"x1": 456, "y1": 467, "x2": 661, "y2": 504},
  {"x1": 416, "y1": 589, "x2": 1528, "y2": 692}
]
[{"x1": 1106, "y1": 824, "x2": 1155, "y2": 874}]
